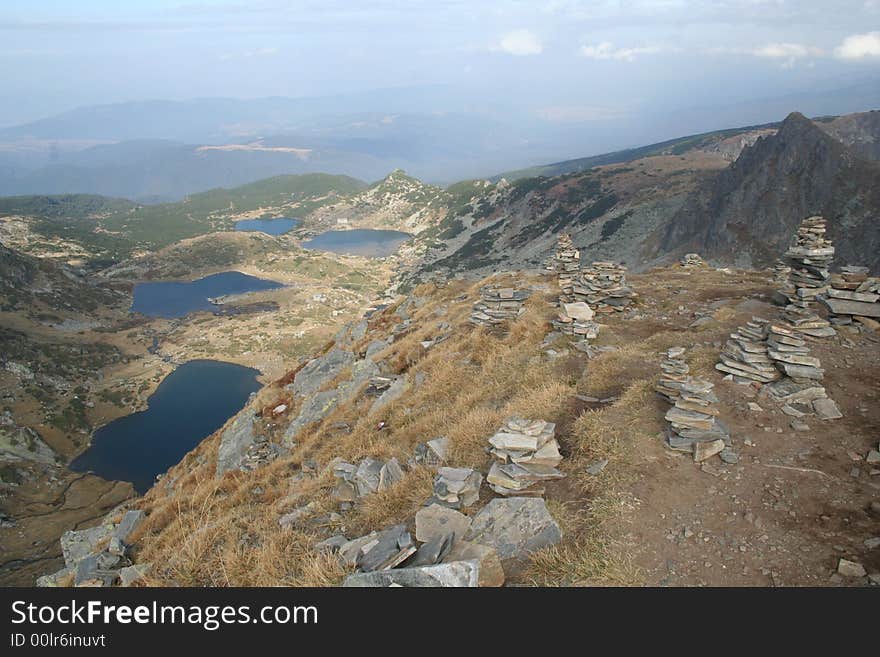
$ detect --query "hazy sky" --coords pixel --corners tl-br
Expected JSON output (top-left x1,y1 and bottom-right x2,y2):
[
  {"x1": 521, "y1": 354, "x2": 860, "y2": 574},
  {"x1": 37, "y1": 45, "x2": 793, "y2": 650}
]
[{"x1": 1, "y1": 0, "x2": 879, "y2": 128}]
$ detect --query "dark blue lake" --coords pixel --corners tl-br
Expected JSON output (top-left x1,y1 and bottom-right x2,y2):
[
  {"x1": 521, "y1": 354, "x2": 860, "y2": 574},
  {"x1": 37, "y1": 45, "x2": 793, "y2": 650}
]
[
  {"x1": 302, "y1": 229, "x2": 412, "y2": 257},
  {"x1": 70, "y1": 360, "x2": 262, "y2": 493},
  {"x1": 131, "y1": 271, "x2": 284, "y2": 318},
  {"x1": 234, "y1": 217, "x2": 300, "y2": 235}
]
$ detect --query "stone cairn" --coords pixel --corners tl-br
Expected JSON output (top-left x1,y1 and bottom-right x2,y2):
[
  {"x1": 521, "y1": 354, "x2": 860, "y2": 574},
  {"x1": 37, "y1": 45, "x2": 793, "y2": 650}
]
[
  {"x1": 772, "y1": 259, "x2": 792, "y2": 285},
  {"x1": 680, "y1": 253, "x2": 707, "y2": 268},
  {"x1": 552, "y1": 300, "x2": 600, "y2": 339},
  {"x1": 766, "y1": 323, "x2": 825, "y2": 382},
  {"x1": 775, "y1": 215, "x2": 834, "y2": 309},
  {"x1": 716, "y1": 317, "x2": 781, "y2": 384},
  {"x1": 762, "y1": 323, "x2": 842, "y2": 419},
  {"x1": 779, "y1": 305, "x2": 835, "y2": 338},
  {"x1": 554, "y1": 233, "x2": 580, "y2": 302},
  {"x1": 470, "y1": 285, "x2": 531, "y2": 327},
  {"x1": 486, "y1": 417, "x2": 564, "y2": 497},
  {"x1": 657, "y1": 347, "x2": 731, "y2": 462},
  {"x1": 821, "y1": 266, "x2": 880, "y2": 328},
  {"x1": 570, "y1": 261, "x2": 636, "y2": 314},
  {"x1": 550, "y1": 235, "x2": 602, "y2": 341}
]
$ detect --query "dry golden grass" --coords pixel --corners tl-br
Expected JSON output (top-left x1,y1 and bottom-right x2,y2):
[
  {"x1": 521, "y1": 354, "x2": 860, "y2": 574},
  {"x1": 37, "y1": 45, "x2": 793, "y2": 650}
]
[{"x1": 129, "y1": 265, "x2": 775, "y2": 587}]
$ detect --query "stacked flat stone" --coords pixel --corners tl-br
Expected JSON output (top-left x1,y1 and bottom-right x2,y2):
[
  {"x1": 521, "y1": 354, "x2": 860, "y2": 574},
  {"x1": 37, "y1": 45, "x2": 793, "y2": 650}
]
[
  {"x1": 551, "y1": 301, "x2": 600, "y2": 339},
  {"x1": 766, "y1": 324, "x2": 824, "y2": 382},
  {"x1": 554, "y1": 233, "x2": 580, "y2": 302},
  {"x1": 426, "y1": 467, "x2": 482, "y2": 509},
  {"x1": 486, "y1": 418, "x2": 563, "y2": 497},
  {"x1": 657, "y1": 348, "x2": 730, "y2": 459},
  {"x1": 570, "y1": 261, "x2": 636, "y2": 313},
  {"x1": 821, "y1": 266, "x2": 880, "y2": 325},
  {"x1": 772, "y1": 259, "x2": 792, "y2": 284},
  {"x1": 680, "y1": 253, "x2": 707, "y2": 268},
  {"x1": 469, "y1": 286, "x2": 531, "y2": 327},
  {"x1": 776, "y1": 215, "x2": 834, "y2": 308},
  {"x1": 715, "y1": 318, "x2": 781, "y2": 383},
  {"x1": 779, "y1": 305, "x2": 835, "y2": 338}
]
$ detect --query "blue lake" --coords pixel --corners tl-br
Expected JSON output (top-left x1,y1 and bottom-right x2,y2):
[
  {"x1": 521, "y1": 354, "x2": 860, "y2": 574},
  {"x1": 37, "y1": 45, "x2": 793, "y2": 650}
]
[
  {"x1": 131, "y1": 271, "x2": 284, "y2": 318},
  {"x1": 302, "y1": 229, "x2": 412, "y2": 257},
  {"x1": 234, "y1": 217, "x2": 301, "y2": 235},
  {"x1": 70, "y1": 360, "x2": 262, "y2": 493}
]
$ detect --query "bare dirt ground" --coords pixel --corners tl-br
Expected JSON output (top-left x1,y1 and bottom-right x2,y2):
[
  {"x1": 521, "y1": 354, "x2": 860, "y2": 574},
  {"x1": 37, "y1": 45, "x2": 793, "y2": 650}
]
[{"x1": 596, "y1": 267, "x2": 880, "y2": 586}]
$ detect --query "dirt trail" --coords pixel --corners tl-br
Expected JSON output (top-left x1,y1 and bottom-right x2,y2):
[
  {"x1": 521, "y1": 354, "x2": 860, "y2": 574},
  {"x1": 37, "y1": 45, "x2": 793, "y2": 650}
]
[{"x1": 595, "y1": 269, "x2": 880, "y2": 586}]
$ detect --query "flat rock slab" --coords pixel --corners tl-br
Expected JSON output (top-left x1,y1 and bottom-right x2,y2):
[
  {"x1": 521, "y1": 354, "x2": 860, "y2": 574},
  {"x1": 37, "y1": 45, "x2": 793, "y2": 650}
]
[
  {"x1": 343, "y1": 560, "x2": 480, "y2": 587},
  {"x1": 415, "y1": 504, "x2": 472, "y2": 543},
  {"x1": 812, "y1": 397, "x2": 843, "y2": 420},
  {"x1": 216, "y1": 409, "x2": 258, "y2": 476},
  {"x1": 443, "y1": 541, "x2": 505, "y2": 587},
  {"x1": 821, "y1": 298, "x2": 880, "y2": 318},
  {"x1": 289, "y1": 348, "x2": 355, "y2": 398},
  {"x1": 465, "y1": 497, "x2": 561, "y2": 560},
  {"x1": 113, "y1": 510, "x2": 145, "y2": 544},
  {"x1": 60, "y1": 524, "x2": 112, "y2": 568}
]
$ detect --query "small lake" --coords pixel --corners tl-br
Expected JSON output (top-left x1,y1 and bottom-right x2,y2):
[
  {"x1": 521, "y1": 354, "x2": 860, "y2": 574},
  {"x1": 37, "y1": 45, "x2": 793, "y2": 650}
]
[
  {"x1": 70, "y1": 360, "x2": 262, "y2": 493},
  {"x1": 302, "y1": 229, "x2": 412, "y2": 257},
  {"x1": 234, "y1": 217, "x2": 300, "y2": 235},
  {"x1": 131, "y1": 271, "x2": 284, "y2": 318}
]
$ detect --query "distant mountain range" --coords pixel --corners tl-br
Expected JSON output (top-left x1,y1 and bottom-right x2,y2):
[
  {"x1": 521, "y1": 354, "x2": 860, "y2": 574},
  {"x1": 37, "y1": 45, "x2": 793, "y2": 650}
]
[
  {"x1": 414, "y1": 110, "x2": 880, "y2": 276},
  {"x1": 3, "y1": 108, "x2": 879, "y2": 276}
]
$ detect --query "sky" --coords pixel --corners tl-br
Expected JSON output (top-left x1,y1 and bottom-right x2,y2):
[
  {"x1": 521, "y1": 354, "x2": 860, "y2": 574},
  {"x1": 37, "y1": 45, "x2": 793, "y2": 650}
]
[{"x1": 1, "y1": 1, "x2": 879, "y2": 135}]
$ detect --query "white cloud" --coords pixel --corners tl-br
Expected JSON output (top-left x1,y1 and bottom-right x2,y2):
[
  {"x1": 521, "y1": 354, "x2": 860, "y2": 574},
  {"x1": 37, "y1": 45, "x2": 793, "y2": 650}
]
[
  {"x1": 579, "y1": 41, "x2": 668, "y2": 61},
  {"x1": 496, "y1": 29, "x2": 542, "y2": 56},
  {"x1": 834, "y1": 31, "x2": 880, "y2": 58},
  {"x1": 751, "y1": 43, "x2": 822, "y2": 58}
]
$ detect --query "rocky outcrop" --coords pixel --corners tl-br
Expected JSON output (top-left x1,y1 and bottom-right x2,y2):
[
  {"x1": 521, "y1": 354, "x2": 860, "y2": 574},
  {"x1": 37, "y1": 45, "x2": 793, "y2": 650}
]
[
  {"x1": 342, "y1": 560, "x2": 480, "y2": 587},
  {"x1": 658, "y1": 112, "x2": 880, "y2": 273},
  {"x1": 39, "y1": 509, "x2": 147, "y2": 587},
  {"x1": 464, "y1": 497, "x2": 562, "y2": 560}
]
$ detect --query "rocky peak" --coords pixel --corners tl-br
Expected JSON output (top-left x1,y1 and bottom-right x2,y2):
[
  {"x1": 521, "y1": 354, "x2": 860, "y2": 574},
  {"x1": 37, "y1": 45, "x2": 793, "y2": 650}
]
[{"x1": 657, "y1": 111, "x2": 880, "y2": 273}]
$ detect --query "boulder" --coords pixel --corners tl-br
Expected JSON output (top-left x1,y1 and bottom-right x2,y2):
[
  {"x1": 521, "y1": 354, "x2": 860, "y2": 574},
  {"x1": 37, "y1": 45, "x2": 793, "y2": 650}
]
[
  {"x1": 112, "y1": 510, "x2": 146, "y2": 544},
  {"x1": 342, "y1": 560, "x2": 480, "y2": 587},
  {"x1": 415, "y1": 504, "x2": 472, "y2": 543},
  {"x1": 465, "y1": 497, "x2": 562, "y2": 560},
  {"x1": 119, "y1": 563, "x2": 151, "y2": 587},
  {"x1": 216, "y1": 409, "x2": 258, "y2": 476},
  {"x1": 74, "y1": 551, "x2": 120, "y2": 586},
  {"x1": 443, "y1": 541, "x2": 505, "y2": 587},
  {"x1": 60, "y1": 524, "x2": 112, "y2": 568},
  {"x1": 36, "y1": 567, "x2": 72, "y2": 587},
  {"x1": 288, "y1": 348, "x2": 355, "y2": 398}
]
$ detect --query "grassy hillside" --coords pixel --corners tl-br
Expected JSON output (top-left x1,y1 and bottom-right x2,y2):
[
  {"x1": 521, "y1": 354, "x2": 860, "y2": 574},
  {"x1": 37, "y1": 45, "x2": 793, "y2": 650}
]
[
  {"x1": 496, "y1": 122, "x2": 780, "y2": 181},
  {"x1": 2, "y1": 174, "x2": 368, "y2": 261},
  {"x1": 0, "y1": 194, "x2": 136, "y2": 219}
]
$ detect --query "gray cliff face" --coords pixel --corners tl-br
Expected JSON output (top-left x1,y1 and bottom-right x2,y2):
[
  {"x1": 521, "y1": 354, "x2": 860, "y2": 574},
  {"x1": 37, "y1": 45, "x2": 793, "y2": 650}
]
[{"x1": 657, "y1": 112, "x2": 880, "y2": 273}]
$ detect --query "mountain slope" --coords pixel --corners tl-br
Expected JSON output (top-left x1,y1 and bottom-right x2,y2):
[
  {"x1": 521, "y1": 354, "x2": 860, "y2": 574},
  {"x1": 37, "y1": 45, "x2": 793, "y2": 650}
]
[
  {"x1": 1, "y1": 174, "x2": 367, "y2": 262},
  {"x1": 495, "y1": 122, "x2": 779, "y2": 181},
  {"x1": 657, "y1": 112, "x2": 880, "y2": 272},
  {"x1": 816, "y1": 110, "x2": 880, "y2": 161}
]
